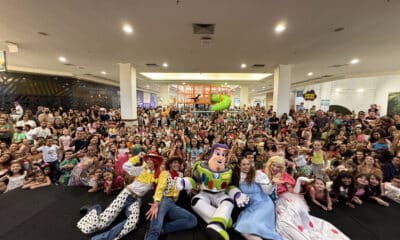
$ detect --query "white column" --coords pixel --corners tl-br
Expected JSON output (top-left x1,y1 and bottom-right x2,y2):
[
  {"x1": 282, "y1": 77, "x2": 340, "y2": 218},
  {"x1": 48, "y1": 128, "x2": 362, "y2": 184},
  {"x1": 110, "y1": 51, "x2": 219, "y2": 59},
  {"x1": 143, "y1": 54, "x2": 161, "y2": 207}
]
[
  {"x1": 240, "y1": 85, "x2": 249, "y2": 108},
  {"x1": 119, "y1": 63, "x2": 137, "y2": 126},
  {"x1": 272, "y1": 64, "x2": 292, "y2": 116},
  {"x1": 159, "y1": 84, "x2": 170, "y2": 106},
  {"x1": 320, "y1": 81, "x2": 332, "y2": 111}
]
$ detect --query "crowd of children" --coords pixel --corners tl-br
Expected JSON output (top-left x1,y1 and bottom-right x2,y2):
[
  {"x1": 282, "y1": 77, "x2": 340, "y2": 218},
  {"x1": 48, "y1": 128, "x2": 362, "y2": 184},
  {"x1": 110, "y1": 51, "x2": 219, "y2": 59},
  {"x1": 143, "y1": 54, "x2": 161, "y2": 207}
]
[{"x1": 1, "y1": 103, "x2": 400, "y2": 239}]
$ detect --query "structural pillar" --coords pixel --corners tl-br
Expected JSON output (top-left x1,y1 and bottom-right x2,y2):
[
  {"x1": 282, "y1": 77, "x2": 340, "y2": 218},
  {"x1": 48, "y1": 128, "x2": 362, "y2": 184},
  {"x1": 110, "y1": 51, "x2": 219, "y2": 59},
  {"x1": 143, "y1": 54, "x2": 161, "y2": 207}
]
[
  {"x1": 319, "y1": 81, "x2": 332, "y2": 111},
  {"x1": 119, "y1": 63, "x2": 137, "y2": 126},
  {"x1": 159, "y1": 84, "x2": 170, "y2": 106},
  {"x1": 272, "y1": 64, "x2": 292, "y2": 116},
  {"x1": 240, "y1": 85, "x2": 249, "y2": 109}
]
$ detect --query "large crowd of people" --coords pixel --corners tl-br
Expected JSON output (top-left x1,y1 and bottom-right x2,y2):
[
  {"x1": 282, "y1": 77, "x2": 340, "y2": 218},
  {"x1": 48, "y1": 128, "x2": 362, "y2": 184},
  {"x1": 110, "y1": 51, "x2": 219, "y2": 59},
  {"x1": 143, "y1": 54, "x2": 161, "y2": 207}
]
[{"x1": 1, "y1": 102, "x2": 400, "y2": 240}]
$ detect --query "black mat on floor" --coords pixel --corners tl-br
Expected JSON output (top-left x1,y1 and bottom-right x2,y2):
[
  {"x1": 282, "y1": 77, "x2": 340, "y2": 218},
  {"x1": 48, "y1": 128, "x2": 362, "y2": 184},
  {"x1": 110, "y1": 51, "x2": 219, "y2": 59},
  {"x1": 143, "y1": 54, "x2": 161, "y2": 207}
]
[{"x1": 0, "y1": 186, "x2": 399, "y2": 240}]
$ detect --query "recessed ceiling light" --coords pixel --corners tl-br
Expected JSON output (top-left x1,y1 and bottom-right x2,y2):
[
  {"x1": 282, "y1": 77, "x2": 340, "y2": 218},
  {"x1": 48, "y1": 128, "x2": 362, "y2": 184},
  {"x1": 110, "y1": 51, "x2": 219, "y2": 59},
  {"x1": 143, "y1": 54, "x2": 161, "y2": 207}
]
[
  {"x1": 58, "y1": 56, "x2": 67, "y2": 63},
  {"x1": 335, "y1": 88, "x2": 341, "y2": 92},
  {"x1": 357, "y1": 88, "x2": 364, "y2": 92},
  {"x1": 262, "y1": 86, "x2": 266, "y2": 89},
  {"x1": 101, "y1": 71, "x2": 107, "y2": 75},
  {"x1": 162, "y1": 62, "x2": 168, "y2": 68},
  {"x1": 122, "y1": 24, "x2": 133, "y2": 34},
  {"x1": 240, "y1": 63, "x2": 247, "y2": 69},
  {"x1": 307, "y1": 72, "x2": 313, "y2": 76},
  {"x1": 275, "y1": 23, "x2": 286, "y2": 33},
  {"x1": 350, "y1": 58, "x2": 360, "y2": 64}
]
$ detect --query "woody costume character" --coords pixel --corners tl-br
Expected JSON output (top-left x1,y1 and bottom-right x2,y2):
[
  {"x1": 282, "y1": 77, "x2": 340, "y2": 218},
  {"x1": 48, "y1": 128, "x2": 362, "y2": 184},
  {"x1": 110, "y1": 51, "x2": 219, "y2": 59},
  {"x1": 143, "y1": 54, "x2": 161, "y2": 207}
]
[
  {"x1": 145, "y1": 156, "x2": 197, "y2": 240},
  {"x1": 77, "y1": 152, "x2": 162, "y2": 240},
  {"x1": 175, "y1": 143, "x2": 249, "y2": 240}
]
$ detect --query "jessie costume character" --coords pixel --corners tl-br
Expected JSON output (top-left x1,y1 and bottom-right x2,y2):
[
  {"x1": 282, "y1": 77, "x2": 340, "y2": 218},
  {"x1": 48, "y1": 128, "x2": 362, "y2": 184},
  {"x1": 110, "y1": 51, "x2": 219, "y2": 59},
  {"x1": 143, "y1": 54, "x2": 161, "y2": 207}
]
[{"x1": 77, "y1": 152, "x2": 162, "y2": 240}]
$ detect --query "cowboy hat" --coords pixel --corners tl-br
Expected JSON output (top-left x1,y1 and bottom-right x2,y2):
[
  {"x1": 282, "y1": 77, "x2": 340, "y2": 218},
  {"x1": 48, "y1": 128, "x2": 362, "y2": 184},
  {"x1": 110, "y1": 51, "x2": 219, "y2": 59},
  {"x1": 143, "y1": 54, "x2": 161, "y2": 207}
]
[{"x1": 143, "y1": 151, "x2": 163, "y2": 166}]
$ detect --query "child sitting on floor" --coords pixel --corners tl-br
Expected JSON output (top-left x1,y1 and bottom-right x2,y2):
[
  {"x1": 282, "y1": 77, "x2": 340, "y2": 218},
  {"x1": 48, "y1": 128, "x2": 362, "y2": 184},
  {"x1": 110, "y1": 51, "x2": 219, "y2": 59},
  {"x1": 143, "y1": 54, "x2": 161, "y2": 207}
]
[
  {"x1": 23, "y1": 163, "x2": 42, "y2": 186},
  {"x1": 103, "y1": 169, "x2": 125, "y2": 194},
  {"x1": 367, "y1": 174, "x2": 389, "y2": 206},
  {"x1": 352, "y1": 174, "x2": 369, "y2": 205},
  {"x1": 306, "y1": 178, "x2": 333, "y2": 211},
  {"x1": 58, "y1": 150, "x2": 79, "y2": 185},
  {"x1": 0, "y1": 162, "x2": 27, "y2": 193},
  {"x1": 87, "y1": 168, "x2": 104, "y2": 193},
  {"x1": 330, "y1": 171, "x2": 357, "y2": 208},
  {"x1": 382, "y1": 175, "x2": 400, "y2": 204},
  {"x1": 22, "y1": 170, "x2": 51, "y2": 190},
  {"x1": 114, "y1": 141, "x2": 130, "y2": 176}
]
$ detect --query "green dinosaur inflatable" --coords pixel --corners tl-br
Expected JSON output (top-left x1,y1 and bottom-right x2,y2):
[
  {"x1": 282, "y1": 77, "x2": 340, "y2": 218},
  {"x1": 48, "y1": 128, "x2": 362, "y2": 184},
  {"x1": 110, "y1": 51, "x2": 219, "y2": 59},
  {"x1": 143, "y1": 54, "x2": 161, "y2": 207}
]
[{"x1": 211, "y1": 93, "x2": 231, "y2": 111}]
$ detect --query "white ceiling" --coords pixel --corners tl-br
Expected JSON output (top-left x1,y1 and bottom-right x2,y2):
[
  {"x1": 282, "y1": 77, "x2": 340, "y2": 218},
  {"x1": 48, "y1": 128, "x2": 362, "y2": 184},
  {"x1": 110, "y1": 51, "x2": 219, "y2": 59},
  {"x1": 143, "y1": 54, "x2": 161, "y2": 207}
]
[{"x1": 1, "y1": 0, "x2": 400, "y2": 93}]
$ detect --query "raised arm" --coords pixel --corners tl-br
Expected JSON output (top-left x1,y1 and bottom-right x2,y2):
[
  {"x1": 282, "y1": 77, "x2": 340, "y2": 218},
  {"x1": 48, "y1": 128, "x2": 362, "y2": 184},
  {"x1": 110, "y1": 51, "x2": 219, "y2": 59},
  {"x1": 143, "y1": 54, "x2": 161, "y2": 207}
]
[{"x1": 122, "y1": 154, "x2": 144, "y2": 176}]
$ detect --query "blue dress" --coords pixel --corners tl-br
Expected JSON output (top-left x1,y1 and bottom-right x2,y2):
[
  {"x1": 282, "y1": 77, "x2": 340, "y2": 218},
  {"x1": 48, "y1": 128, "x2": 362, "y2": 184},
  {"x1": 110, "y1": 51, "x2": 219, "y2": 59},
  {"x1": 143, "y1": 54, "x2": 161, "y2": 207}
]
[{"x1": 234, "y1": 175, "x2": 282, "y2": 240}]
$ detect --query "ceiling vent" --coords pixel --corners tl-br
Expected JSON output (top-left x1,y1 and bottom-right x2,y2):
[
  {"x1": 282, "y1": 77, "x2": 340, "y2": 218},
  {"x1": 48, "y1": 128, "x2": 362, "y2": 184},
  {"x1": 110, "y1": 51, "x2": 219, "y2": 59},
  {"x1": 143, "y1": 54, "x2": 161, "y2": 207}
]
[
  {"x1": 328, "y1": 64, "x2": 348, "y2": 68},
  {"x1": 193, "y1": 23, "x2": 215, "y2": 35},
  {"x1": 145, "y1": 63, "x2": 159, "y2": 67},
  {"x1": 63, "y1": 63, "x2": 75, "y2": 66},
  {"x1": 252, "y1": 64, "x2": 265, "y2": 68},
  {"x1": 334, "y1": 27, "x2": 345, "y2": 32},
  {"x1": 200, "y1": 36, "x2": 213, "y2": 45}
]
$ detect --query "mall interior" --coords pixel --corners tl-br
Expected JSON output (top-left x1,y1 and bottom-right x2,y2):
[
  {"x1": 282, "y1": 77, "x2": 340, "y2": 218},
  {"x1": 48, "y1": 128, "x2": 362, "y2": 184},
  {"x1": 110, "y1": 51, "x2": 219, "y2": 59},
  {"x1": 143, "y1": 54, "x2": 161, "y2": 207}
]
[{"x1": 1, "y1": 1, "x2": 400, "y2": 240}]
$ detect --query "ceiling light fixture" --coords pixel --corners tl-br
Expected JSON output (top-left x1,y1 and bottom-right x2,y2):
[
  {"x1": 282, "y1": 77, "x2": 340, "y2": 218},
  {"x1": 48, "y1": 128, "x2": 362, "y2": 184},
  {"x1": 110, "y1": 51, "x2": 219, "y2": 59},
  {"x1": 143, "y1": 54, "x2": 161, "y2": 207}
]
[
  {"x1": 275, "y1": 23, "x2": 286, "y2": 33},
  {"x1": 58, "y1": 56, "x2": 67, "y2": 63},
  {"x1": 122, "y1": 24, "x2": 133, "y2": 34},
  {"x1": 307, "y1": 72, "x2": 313, "y2": 76},
  {"x1": 162, "y1": 62, "x2": 168, "y2": 68},
  {"x1": 357, "y1": 88, "x2": 364, "y2": 92},
  {"x1": 241, "y1": 63, "x2": 247, "y2": 69},
  {"x1": 101, "y1": 71, "x2": 107, "y2": 75},
  {"x1": 350, "y1": 58, "x2": 360, "y2": 64},
  {"x1": 335, "y1": 88, "x2": 341, "y2": 92}
]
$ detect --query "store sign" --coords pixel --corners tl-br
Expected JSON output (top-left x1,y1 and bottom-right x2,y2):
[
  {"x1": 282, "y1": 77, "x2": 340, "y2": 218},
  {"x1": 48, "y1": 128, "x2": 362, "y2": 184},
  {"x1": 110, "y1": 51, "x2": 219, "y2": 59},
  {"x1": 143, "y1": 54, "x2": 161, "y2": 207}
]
[
  {"x1": 0, "y1": 51, "x2": 6, "y2": 72},
  {"x1": 320, "y1": 99, "x2": 330, "y2": 111},
  {"x1": 303, "y1": 90, "x2": 317, "y2": 101}
]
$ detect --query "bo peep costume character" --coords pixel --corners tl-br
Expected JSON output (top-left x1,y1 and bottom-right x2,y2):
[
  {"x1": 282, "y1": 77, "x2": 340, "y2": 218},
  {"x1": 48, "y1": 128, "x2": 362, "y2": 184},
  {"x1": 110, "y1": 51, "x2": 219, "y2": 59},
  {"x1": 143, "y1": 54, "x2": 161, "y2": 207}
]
[{"x1": 266, "y1": 156, "x2": 350, "y2": 240}]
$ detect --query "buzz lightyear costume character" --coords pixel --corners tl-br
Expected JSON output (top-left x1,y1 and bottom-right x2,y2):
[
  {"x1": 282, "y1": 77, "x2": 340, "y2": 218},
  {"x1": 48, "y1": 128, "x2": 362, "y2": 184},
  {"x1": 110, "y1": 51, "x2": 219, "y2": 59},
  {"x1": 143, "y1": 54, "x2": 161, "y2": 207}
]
[
  {"x1": 175, "y1": 143, "x2": 249, "y2": 240},
  {"x1": 77, "y1": 152, "x2": 162, "y2": 240}
]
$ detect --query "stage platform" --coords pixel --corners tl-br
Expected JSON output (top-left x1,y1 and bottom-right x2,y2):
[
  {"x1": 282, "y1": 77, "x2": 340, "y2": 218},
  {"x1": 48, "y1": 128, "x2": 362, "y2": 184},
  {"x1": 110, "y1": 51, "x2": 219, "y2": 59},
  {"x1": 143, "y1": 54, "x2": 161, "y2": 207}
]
[{"x1": 0, "y1": 185, "x2": 399, "y2": 240}]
